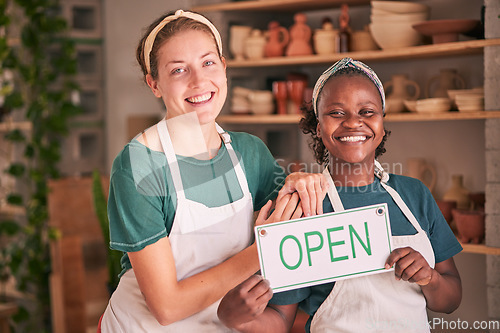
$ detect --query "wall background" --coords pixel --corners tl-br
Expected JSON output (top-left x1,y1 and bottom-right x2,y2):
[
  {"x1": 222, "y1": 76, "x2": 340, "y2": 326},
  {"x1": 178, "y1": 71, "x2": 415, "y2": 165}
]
[{"x1": 103, "y1": 0, "x2": 491, "y2": 327}]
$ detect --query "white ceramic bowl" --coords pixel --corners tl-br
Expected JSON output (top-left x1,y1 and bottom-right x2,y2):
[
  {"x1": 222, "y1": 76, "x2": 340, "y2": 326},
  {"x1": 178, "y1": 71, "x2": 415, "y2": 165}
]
[
  {"x1": 455, "y1": 93, "x2": 484, "y2": 102},
  {"x1": 457, "y1": 104, "x2": 484, "y2": 112},
  {"x1": 416, "y1": 98, "x2": 452, "y2": 112},
  {"x1": 250, "y1": 101, "x2": 274, "y2": 115},
  {"x1": 370, "y1": 22, "x2": 423, "y2": 49},
  {"x1": 371, "y1": 1, "x2": 430, "y2": 14}
]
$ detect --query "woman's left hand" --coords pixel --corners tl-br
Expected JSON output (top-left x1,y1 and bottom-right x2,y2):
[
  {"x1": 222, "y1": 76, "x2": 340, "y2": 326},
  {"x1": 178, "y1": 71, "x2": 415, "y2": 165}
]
[
  {"x1": 278, "y1": 172, "x2": 328, "y2": 217},
  {"x1": 385, "y1": 247, "x2": 433, "y2": 286}
]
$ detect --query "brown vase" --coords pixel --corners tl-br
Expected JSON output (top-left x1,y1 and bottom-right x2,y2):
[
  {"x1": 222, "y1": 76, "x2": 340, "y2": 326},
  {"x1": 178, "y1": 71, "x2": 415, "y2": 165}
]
[
  {"x1": 436, "y1": 200, "x2": 457, "y2": 225},
  {"x1": 452, "y1": 209, "x2": 485, "y2": 244},
  {"x1": 443, "y1": 174, "x2": 470, "y2": 210}
]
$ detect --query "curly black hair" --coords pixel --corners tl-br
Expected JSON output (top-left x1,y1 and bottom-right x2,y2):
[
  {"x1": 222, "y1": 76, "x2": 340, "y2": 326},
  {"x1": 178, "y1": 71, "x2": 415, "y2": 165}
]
[{"x1": 300, "y1": 67, "x2": 390, "y2": 165}]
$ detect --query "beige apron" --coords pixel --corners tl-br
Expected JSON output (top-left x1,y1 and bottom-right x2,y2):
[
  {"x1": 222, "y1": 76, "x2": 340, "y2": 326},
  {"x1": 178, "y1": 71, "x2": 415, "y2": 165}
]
[
  {"x1": 310, "y1": 162, "x2": 435, "y2": 333},
  {"x1": 101, "y1": 121, "x2": 253, "y2": 332}
]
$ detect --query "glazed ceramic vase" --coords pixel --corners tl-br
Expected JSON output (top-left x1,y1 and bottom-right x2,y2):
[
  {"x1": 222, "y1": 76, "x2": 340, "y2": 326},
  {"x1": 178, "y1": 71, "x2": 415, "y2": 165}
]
[
  {"x1": 443, "y1": 174, "x2": 470, "y2": 210},
  {"x1": 384, "y1": 74, "x2": 420, "y2": 113},
  {"x1": 426, "y1": 68, "x2": 465, "y2": 98}
]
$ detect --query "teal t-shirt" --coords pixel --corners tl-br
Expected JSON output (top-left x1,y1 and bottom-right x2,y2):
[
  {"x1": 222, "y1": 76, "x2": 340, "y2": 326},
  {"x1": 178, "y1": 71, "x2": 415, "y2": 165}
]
[
  {"x1": 270, "y1": 175, "x2": 462, "y2": 332},
  {"x1": 107, "y1": 131, "x2": 286, "y2": 276}
]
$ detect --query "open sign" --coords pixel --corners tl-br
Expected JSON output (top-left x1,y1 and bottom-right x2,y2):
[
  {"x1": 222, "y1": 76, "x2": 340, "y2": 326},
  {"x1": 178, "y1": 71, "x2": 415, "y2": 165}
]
[{"x1": 255, "y1": 204, "x2": 393, "y2": 292}]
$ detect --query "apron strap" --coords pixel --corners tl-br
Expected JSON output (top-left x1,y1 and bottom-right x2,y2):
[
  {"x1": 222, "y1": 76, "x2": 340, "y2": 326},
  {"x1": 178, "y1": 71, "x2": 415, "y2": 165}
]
[
  {"x1": 324, "y1": 160, "x2": 425, "y2": 235},
  {"x1": 323, "y1": 167, "x2": 344, "y2": 212},
  {"x1": 157, "y1": 120, "x2": 251, "y2": 200}
]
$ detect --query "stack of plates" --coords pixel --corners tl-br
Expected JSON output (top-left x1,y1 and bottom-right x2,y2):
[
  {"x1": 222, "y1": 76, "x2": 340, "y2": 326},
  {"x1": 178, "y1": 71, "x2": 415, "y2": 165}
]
[
  {"x1": 369, "y1": 1, "x2": 429, "y2": 49},
  {"x1": 447, "y1": 88, "x2": 484, "y2": 112}
]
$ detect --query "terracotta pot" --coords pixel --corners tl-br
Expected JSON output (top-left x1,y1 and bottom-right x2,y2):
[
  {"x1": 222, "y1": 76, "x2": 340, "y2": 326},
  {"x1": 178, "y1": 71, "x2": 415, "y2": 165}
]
[
  {"x1": 443, "y1": 174, "x2": 470, "y2": 210},
  {"x1": 452, "y1": 209, "x2": 485, "y2": 244},
  {"x1": 436, "y1": 200, "x2": 457, "y2": 225}
]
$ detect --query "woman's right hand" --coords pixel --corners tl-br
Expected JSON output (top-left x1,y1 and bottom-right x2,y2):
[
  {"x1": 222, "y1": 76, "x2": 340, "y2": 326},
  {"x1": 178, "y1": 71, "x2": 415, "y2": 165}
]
[{"x1": 256, "y1": 192, "x2": 303, "y2": 227}]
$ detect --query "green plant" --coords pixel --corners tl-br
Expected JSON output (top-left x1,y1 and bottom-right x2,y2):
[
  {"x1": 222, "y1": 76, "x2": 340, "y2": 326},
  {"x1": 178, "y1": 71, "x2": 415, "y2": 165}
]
[
  {"x1": 91, "y1": 170, "x2": 122, "y2": 293},
  {"x1": 0, "y1": 0, "x2": 81, "y2": 331}
]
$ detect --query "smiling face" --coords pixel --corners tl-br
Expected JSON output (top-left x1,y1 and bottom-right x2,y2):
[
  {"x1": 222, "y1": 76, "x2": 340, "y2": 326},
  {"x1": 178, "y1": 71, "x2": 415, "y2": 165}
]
[
  {"x1": 146, "y1": 29, "x2": 227, "y2": 124},
  {"x1": 316, "y1": 73, "x2": 385, "y2": 167}
]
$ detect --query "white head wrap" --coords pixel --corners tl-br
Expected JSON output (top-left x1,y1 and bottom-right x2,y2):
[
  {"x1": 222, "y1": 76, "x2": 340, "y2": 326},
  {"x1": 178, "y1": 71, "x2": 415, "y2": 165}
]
[{"x1": 143, "y1": 9, "x2": 223, "y2": 74}]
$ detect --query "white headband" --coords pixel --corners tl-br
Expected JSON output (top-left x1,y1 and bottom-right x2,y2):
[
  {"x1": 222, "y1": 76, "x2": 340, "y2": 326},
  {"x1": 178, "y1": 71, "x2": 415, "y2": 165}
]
[{"x1": 143, "y1": 9, "x2": 223, "y2": 74}]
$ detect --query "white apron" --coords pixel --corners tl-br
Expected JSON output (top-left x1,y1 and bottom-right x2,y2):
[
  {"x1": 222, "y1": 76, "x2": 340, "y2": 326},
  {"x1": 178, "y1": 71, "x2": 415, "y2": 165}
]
[
  {"x1": 310, "y1": 162, "x2": 435, "y2": 333},
  {"x1": 101, "y1": 121, "x2": 254, "y2": 332}
]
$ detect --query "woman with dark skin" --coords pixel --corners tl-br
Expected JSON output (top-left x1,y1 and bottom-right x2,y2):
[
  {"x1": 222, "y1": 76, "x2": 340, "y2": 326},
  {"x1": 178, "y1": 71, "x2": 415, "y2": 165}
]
[{"x1": 217, "y1": 58, "x2": 462, "y2": 333}]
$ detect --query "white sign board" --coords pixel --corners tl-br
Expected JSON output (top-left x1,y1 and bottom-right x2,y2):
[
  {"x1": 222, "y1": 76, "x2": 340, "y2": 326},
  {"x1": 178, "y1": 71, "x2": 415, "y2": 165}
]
[{"x1": 255, "y1": 204, "x2": 393, "y2": 293}]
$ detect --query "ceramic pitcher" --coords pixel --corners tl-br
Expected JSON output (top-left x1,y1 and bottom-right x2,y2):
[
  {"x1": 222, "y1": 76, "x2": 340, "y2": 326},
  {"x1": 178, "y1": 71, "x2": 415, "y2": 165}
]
[
  {"x1": 384, "y1": 74, "x2": 420, "y2": 113},
  {"x1": 426, "y1": 68, "x2": 465, "y2": 98},
  {"x1": 264, "y1": 21, "x2": 289, "y2": 57},
  {"x1": 405, "y1": 158, "x2": 437, "y2": 193},
  {"x1": 443, "y1": 174, "x2": 470, "y2": 210}
]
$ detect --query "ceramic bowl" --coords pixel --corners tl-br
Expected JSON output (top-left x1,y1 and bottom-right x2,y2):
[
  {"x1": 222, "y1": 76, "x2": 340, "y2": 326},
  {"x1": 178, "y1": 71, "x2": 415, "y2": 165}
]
[
  {"x1": 370, "y1": 22, "x2": 423, "y2": 49},
  {"x1": 250, "y1": 101, "x2": 274, "y2": 115},
  {"x1": 416, "y1": 98, "x2": 451, "y2": 112},
  {"x1": 403, "y1": 100, "x2": 418, "y2": 112},
  {"x1": 370, "y1": 11, "x2": 428, "y2": 24},
  {"x1": 412, "y1": 19, "x2": 481, "y2": 44},
  {"x1": 452, "y1": 209, "x2": 485, "y2": 244},
  {"x1": 371, "y1": 0, "x2": 429, "y2": 14}
]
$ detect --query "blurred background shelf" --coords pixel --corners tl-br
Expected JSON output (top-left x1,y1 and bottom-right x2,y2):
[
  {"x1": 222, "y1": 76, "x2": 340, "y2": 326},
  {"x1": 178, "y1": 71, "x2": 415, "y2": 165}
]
[
  {"x1": 217, "y1": 110, "x2": 500, "y2": 124},
  {"x1": 192, "y1": 0, "x2": 370, "y2": 12}
]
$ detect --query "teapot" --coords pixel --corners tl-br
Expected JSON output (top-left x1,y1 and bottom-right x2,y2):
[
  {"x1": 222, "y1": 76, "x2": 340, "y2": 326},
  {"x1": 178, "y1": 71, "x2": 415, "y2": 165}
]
[
  {"x1": 384, "y1": 74, "x2": 420, "y2": 113},
  {"x1": 426, "y1": 68, "x2": 465, "y2": 98}
]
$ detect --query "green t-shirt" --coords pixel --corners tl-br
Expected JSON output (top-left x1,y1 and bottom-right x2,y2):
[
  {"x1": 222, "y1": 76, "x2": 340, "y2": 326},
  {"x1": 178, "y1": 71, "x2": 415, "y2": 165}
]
[
  {"x1": 108, "y1": 131, "x2": 286, "y2": 276},
  {"x1": 270, "y1": 175, "x2": 462, "y2": 333}
]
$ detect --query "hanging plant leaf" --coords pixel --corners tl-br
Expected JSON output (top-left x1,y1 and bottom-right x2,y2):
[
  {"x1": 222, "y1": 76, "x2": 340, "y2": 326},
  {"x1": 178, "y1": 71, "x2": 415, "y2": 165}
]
[
  {"x1": 4, "y1": 129, "x2": 26, "y2": 142},
  {"x1": 6, "y1": 162, "x2": 26, "y2": 177},
  {"x1": 0, "y1": 220, "x2": 21, "y2": 236},
  {"x1": 7, "y1": 193, "x2": 23, "y2": 206},
  {"x1": 4, "y1": 91, "x2": 24, "y2": 109}
]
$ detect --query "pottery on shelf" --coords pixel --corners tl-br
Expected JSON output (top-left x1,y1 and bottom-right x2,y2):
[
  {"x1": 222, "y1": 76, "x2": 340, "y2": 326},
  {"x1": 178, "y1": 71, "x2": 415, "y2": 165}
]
[
  {"x1": 452, "y1": 209, "x2": 485, "y2": 244},
  {"x1": 229, "y1": 25, "x2": 252, "y2": 60},
  {"x1": 405, "y1": 158, "x2": 437, "y2": 193},
  {"x1": 426, "y1": 68, "x2": 466, "y2": 98},
  {"x1": 384, "y1": 74, "x2": 420, "y2": 113},
  {"x1": 272, "y1": 81, "x2": 288, "y2": 115},
  {"x1": 286, "y1": 13, "x2": 313, "y2": 56},
  {"x1": 412, "y1": 19, "x2": 481, "y2": 44},
  {"x1": 264, "y1": 21, "x2": 289, "y2": 58},
  {"x1": 436, "y1": 200, "x2": 457, "y2": 225},
  {"x1": 244, "y1": 29, "x2": 266, "y2": 60},
  {"x1": 286, "y1": 80, "x2": 306, "y2": 114},
  {"x1": 443, "y1": 174, "x2": 470, "y2": 210},
  {"x1": 313, "y1": 21, "x2": 339, "y2": 55}
]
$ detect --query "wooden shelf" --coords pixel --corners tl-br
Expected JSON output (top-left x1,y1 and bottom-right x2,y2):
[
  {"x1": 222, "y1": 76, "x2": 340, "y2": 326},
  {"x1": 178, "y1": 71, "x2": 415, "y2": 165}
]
[
  {"x1": 217, "y1": 110, "x2": 500, "y2": 124},
  {"x1": 0, "y1": 204, "x2": 25, "y2": 216},
  {"x1": 192, "y1": 0, "x2": 370, "y2": 12},
  {"x1": 0, "y1": 121, "x2": 32, "y2": 132},
  {"x1": 460, "y1": 242, "x2": 500, "y2": 256},
  {"x1": 224, "y1": 39, "x2": 500, "y2": 68}
]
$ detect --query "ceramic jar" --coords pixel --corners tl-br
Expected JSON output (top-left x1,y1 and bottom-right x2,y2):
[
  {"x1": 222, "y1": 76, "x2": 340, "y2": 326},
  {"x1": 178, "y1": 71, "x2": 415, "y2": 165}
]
[
  {"x1": 384, "y1": 74, "x2": 420, "y2": 113},
  {"x1": 426, "y1": 68, "x2": 466, "y2": 98},
  {"x1": 229, "y1": 25, "x2": 252, "y2": 60},
  {"x1": 452, "y1": 209, "x2": 485, "y2": 244},
  {"x1": 248, "y1": 90, "x2": 274, "y2": 115},
  {"x1": 244, "y1": 29, "x2": 266, "y2": 60},
  {"x1": 313, "y1": 22, "x2": 338, "y2": 55},
  {"x1": 443, "y1": 174, "x2": 471, "y2": 210}
]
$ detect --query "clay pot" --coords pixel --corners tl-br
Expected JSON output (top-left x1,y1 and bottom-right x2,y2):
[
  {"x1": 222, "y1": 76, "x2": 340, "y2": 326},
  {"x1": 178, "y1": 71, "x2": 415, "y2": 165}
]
[
  {"x1": 426, "y1": 68, "x2": 465, "y2": 98},
  {"x1": 452, "y1": 209, "x2": 485, "y2": 244},
  {"x1": 443, "y1": 174, "x2": 470, "y2": 210},
  {"x1": 468, "y1": 192, "x2": 485, "y2": 210},
  {"x1": 244, "y1": 29, "x2": 266, "y2": 60},
  {"x1": 264, "y1": 21, "x2": 289, "y2": 57},
  {"x1": 384, "y1": 74, "x2": 420, "y2": 113},
  {"x1": 436, "y1": 200, "x2": 457, "y2": 225}
]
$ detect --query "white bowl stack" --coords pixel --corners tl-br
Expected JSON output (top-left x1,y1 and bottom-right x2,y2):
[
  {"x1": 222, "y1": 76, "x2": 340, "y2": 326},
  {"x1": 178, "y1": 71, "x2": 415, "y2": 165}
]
[
  {"x1": 448, "y1": 88, "x2": 484, "y2": 112},
  {"x1": 370, "y1": 1, "x2": 430, "y2": 49}
]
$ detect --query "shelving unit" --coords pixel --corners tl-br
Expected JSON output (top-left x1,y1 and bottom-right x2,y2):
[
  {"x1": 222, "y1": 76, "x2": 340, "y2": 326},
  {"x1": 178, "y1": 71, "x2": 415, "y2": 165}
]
[
  {"x1": 192, "y1": 0, "x2": 370, "y2": 12},
  {"x1": 194, "y1": 0, "x2": 499, "y2": 258},
  {"x1": 217, "y1": 110, "x2": 500, "y2": 124},
  {"x1": 225, "y1": 39, "x2": 500, "y2": 68}
]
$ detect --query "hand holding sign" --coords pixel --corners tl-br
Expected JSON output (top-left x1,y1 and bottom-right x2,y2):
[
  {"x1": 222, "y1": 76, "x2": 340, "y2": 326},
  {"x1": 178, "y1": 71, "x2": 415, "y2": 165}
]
[
  {"x1": 256, "y1": 204, "x2": 393, "y2": 292},
  {"x1": 386, "y1": 246, "x2": 434, "y2": 285}
]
